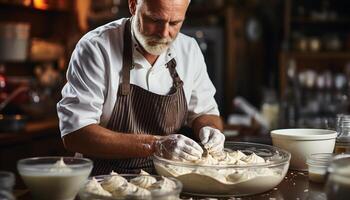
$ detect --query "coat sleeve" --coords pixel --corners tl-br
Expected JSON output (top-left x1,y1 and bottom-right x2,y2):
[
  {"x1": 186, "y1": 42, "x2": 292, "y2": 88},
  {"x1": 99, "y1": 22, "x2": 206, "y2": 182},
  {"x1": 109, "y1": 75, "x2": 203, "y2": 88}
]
[
  {"x1": 57, "y1": 38, "x2": 107, "y2": 137},
  {"x1": 187, "y1": 39, "x2": 220, "y2": 126}
]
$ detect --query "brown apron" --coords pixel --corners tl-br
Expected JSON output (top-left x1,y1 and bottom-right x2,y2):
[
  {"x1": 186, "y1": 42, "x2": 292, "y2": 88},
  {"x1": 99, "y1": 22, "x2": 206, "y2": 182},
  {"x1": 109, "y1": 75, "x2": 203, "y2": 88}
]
[{"x1": 91, "y1": 19, "x2": 188, "y2": 175}]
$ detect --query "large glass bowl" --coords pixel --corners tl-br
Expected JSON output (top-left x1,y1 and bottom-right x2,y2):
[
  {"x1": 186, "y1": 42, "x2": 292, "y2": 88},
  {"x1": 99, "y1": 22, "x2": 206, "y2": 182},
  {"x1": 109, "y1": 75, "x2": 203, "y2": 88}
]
[
  {"x1": 153, "y1": 142, "x2": 291, "y2": 197},
  {"x1": 79, "y1": 174, "x2": 182, "y2": 200},
  {"x1": 17, "y1": 156, "x2": 93, "y2": 200}
]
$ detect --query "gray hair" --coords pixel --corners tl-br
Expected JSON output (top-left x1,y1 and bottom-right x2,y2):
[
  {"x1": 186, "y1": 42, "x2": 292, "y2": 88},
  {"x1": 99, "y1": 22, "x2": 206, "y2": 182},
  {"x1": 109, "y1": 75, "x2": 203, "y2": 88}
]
[{"x1": 136, "y1": 0, "x2": 191, "y2": 5}]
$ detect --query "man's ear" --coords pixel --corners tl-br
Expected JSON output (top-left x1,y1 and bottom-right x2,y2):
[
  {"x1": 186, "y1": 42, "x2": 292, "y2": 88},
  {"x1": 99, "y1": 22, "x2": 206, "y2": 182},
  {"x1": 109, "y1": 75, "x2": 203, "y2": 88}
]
[{"x1": 128, "y1": 0, "x2": 137, "y2": 16}]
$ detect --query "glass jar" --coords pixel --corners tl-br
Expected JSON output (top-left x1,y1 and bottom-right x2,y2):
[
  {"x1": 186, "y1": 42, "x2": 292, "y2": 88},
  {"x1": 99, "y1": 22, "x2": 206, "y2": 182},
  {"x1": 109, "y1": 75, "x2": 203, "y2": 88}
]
[
  {"x1": 0, "y1": 171, "x2": 15, "y2": 200},
  {"x1": 306, "y1": 153, "x2": 334, "y2": 183},
  {"x1": 335, "y1": 116, "x2": 350, "y2": 153},
  {"x1": 325, "y1": 156, "x2": 350, "y2": 200}
]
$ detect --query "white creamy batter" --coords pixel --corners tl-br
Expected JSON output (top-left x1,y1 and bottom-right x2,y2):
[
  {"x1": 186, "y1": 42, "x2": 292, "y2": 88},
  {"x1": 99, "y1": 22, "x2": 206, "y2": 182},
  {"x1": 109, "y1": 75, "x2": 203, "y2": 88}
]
[
  {"x1": 154, "y1": 150, "x2": 286, "y2": 196},
  {"x1": 20, "y1": 158, "x2": 91, "y2": 200}
]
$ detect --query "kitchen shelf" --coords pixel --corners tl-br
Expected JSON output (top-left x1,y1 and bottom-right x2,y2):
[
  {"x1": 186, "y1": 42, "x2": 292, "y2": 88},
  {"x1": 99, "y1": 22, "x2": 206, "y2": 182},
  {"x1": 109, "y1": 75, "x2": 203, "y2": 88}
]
[
  {"x1": 187, "y1": 6, "x2": 225, "y2": 17},
  {"x1": 0, "y1": 2, "x2": 73, "y2": 13},
  {"x1": 283, "y1": 51, "x2": 350, "y2": 59},
  {"x1": 291, "y1": 17, "x2": 350, "y2": 25}
]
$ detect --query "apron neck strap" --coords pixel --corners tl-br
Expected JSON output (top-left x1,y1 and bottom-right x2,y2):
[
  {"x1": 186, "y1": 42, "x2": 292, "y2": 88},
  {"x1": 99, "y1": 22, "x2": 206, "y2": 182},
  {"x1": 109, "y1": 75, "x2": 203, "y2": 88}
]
[
  {"x1": 121, "y1": 19, "x2": 132, "y2": 95},
  {"x1": 167, "y1": 58, "x2": 183, "y2": 89}
]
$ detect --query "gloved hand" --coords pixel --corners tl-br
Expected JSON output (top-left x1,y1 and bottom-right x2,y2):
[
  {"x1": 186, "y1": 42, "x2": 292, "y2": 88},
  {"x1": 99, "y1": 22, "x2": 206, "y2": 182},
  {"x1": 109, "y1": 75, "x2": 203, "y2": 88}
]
[
  {"x1": 154, "y1": 134, "x2": 203, "y2": 161},
  {"x1": 199, "y1": 126, "x2": 225, "y2": 154}
]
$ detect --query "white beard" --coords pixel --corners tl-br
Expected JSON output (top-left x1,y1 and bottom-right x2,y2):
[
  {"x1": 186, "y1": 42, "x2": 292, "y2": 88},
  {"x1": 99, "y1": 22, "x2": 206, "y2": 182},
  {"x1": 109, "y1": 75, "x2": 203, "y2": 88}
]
[{"x1": 132, "y1": 14, "x2": 173, "y2": 56}]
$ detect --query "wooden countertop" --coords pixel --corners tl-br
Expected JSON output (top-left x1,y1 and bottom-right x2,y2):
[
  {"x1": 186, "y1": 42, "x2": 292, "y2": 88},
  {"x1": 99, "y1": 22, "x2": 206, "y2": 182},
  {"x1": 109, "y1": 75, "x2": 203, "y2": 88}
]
[
  {"x1": 7, "y1": 124, "x2": 329, "y2": 199},
  {"x1": 14, "y1": 170, "x2": 327, "y2": 200}
]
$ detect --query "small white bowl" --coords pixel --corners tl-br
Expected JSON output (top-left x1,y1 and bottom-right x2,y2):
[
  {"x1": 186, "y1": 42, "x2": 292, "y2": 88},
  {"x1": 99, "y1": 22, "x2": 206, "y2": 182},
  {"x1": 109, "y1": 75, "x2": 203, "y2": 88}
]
[{"x1": 271, "y1": 129, "x2": 337, "y2": 171}]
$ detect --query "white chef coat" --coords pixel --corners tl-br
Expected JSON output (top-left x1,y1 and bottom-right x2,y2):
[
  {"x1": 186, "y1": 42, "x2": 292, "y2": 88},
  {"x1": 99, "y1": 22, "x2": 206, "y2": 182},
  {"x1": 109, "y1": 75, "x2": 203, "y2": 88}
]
[{"x1": 57, "y1": 18, "x2": 219, "y2": 137}]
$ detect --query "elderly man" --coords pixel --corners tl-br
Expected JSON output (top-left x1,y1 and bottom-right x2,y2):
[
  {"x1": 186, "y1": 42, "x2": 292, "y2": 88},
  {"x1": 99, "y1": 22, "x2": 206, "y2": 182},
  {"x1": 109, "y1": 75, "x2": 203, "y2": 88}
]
[{"x1": 57, "y1": 0, "x2": 225, "y2": 175}]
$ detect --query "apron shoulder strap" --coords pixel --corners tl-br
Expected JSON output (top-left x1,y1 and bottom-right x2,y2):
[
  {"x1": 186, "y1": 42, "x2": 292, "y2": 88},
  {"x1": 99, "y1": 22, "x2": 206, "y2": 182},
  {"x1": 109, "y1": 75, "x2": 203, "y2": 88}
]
[{"x1": 121, "y1": 19, "x2": 132, "y2": 95}]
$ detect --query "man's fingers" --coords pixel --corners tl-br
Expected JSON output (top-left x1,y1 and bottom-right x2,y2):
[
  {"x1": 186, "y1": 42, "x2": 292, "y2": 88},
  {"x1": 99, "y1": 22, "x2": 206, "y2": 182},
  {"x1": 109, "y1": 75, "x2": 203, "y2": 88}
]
[
  {"x1": 199, "y1": 129, "x2": 210, "y2": 145},
  {"x1": 205, "y1": 130, "x2": 225, "y2": 149},
  {"x1": 208, "y1": 143, "x2": 224, "y2": 154},
  {"x1": 184, "y1": 138, "x2": 203, "y2": 154},
  {"x1": 182, "y1": 144, "x2": 202, "y2": 158},
  {"x1": 174, "y1": 148, "x2": 200, "y2": 161}
]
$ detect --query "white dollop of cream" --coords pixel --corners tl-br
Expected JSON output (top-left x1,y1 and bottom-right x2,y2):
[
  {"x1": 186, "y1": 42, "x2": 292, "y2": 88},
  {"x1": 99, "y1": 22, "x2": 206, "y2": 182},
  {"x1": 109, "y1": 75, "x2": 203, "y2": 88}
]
[
  {"x1": 194, "y1": 168, "x2": 227, "y2": 182},
  {"x1": 130, "y1": 171, "x2": 157, "y2": 189},
  {"x1": 139, "y1": 170, "x2": 150, "y2": 175},
  {"x1": 166, "y1": 164, "x2": 193, "y2": 176},
  {"x1": 101, "y1": 173, "x2": 128, "y2": 192},
  {"x1": 228, "y1": 150, "x2": 247, "y2": 160},
  {"x1": 110, "y1": 171, "x2": 119, "y2": 176},
  {"x1": 241, "y1": 153, "x2": 266, "y2": 164},
  {"x1": 132, "y1": 187, "x2": 152, "y2": 198},
  {"x1": 49, "y1": 158, "x2": 73, "y2": 173},
  {"x1": 84, "y1": 177, "x2": 112, "y2": 197},
  {"x1": 111, "y1": 183, "x2": 139, "y2": 197},
  {"x1": 226, "y1": 170, "x2": 257, "y2": 183},
  {"x1": 194, "y1": 154, "x2": 219, "y2": 165},
  {"x1": 148, "y1": 176, "x2": 177, "y2": 193}
]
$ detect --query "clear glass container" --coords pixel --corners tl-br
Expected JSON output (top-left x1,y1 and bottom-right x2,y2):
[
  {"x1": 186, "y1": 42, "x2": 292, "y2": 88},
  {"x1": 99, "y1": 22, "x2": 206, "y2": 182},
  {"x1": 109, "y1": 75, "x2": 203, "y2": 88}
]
[
  {"x1": 153, "y1": 142, "x2": 291, "y2": 197},
  {"x1": 0, "y1": 171, "x2": 15, "y2": 191},
  {"x1": 335, "y1": 115, "x2": 350, "y2": 153},
  {"x1": 326, "y1": 156, "x2": 350, "y2": 200},
  {"x1": 0, "y1": 190, "x2": 15, "y2": 200},
  {"x1": 0, "y1": 171, "x2": 15, "y2": 200},
  {"x1": 306, "y1": 153, "x2": 334, "y2": 183},
  {"x1": 79, "y1": 174, "x2": 182, "y2": 200},
  {"x1": 17, "y1": 157, "x2": 93, "y2": 200}
]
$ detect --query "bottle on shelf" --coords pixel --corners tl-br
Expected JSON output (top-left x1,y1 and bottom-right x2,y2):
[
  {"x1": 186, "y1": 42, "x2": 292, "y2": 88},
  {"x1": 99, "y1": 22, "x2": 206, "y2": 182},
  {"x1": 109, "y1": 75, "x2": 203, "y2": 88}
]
[{"x1": 280, "y1": 59, "x2": 301, "y2": 128}]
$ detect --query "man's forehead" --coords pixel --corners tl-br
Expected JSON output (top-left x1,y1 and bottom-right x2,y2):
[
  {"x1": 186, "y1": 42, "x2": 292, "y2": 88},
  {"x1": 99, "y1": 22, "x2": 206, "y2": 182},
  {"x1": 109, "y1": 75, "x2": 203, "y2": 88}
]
[
  {"x1": 139, "y1": 0, "x2": 188, "y2": 19},
  {"x1": 139, "y1": 0, "x2": 190, "y2": 4},
  {"x1": 140, "y1": 0, "x2": 189, "y2": 11}
]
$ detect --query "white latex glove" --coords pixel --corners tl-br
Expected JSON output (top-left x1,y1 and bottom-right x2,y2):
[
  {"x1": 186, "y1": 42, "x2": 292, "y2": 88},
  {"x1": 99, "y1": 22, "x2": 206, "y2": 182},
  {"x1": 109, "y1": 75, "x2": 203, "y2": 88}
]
[
  {"x1": 199, "y1": 126, "x2": 225, "y2": 154},
  {"x1": 155, "y1": 134, "x2": 203, "y2": 161}
]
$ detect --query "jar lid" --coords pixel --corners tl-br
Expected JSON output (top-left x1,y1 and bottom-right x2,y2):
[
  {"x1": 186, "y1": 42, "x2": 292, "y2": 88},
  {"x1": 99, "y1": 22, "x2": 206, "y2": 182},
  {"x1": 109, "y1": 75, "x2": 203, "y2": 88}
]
[{"x1": 306, "y1": 153, "x2": 334, "y2": 167}]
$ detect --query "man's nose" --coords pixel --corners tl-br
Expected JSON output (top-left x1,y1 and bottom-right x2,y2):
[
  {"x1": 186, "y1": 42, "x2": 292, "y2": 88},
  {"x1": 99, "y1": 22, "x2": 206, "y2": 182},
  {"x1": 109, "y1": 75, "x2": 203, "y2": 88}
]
[{"x1": 158, "y1": 23, "x2": 170, "y2": 38}]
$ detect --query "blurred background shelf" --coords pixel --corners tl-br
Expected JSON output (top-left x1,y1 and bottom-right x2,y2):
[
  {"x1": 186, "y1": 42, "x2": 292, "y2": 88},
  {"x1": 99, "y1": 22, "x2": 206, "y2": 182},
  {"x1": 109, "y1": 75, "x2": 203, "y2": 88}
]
[
  {"x1": 283, "y1": 52, "x2": 350, "y2": 59},
  {"x1": 0, "y1": 0, "x2": 73, "y2": 12}
]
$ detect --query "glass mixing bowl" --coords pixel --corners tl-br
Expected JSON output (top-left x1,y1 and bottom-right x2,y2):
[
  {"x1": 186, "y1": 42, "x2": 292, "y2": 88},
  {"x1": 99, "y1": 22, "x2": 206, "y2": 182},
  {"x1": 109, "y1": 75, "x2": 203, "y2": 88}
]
[
  {"x1": 17, "y1": 156, "x2": 93, "y2": 200},
  {"x1": 153, "y1": 142, "x2": 291, "y2": 197},
  {"x1": 79, "y1": 174, "x2": 182, "y2": 200}
]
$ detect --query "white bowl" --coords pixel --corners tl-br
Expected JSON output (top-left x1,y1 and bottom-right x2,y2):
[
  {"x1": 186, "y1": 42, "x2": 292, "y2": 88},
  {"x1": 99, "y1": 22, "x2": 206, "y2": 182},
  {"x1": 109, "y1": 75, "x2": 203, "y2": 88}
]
[{"x1": 271, "y1": 129, "x2": 337, "y2": 171}]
